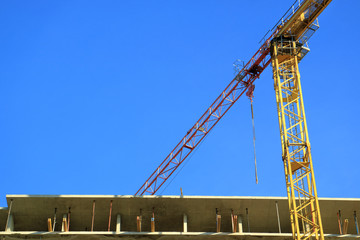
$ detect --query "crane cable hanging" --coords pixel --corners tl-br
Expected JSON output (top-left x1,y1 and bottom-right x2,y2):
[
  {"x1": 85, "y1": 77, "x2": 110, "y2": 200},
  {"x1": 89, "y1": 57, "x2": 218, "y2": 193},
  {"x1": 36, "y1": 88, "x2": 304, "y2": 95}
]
[{"x1": 246, "y1": 84, "x2": 258, "y2": 184}]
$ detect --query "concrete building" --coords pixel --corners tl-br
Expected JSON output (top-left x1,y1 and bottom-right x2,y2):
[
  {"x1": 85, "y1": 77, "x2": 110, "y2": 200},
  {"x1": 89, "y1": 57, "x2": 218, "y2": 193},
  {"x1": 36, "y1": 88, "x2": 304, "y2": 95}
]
[{"x1": 0, "y1": 195, "x2": 359, "y2": 239}]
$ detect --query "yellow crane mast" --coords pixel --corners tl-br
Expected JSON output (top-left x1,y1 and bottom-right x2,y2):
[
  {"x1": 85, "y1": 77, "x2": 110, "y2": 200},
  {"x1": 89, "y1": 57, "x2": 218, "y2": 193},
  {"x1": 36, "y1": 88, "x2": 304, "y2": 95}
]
[
  {"x1": 272, "y1": 38, "x2": 323, "y2": 240},
  {"x1": 270, "y1": 0, "x2": 331, "y2": 239}
]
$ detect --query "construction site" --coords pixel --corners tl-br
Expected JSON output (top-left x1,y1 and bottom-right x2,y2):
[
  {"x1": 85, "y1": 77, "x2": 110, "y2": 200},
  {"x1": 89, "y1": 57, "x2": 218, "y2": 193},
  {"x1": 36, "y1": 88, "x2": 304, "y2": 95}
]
[{"x1": 1, "y1": 0, "x2": 359, "y2": 239}]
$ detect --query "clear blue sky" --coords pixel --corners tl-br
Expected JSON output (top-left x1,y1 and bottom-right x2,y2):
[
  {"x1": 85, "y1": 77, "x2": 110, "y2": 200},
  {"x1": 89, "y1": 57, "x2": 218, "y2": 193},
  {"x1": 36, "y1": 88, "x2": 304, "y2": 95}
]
[{"x1": 0, "y1": 1, "x2": 358, "y2": 207}]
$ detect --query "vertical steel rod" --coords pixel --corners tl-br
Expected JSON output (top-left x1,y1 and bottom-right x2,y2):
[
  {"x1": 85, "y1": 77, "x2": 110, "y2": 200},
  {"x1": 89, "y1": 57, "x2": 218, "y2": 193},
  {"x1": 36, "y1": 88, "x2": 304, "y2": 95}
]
[
  {"x1": 215, "y1": 208, "x2": 221, "y2": 233},
  {"x1": 246, "y1": 208, "x2": 250, "y2": 232},
  {"x1": 91, "y1": 200, "x2": 96, "y2": 231},
  {"x1": 343, "y1": 219, "x2": 349, "y2": 234},
  {"x1": 231, "y1": 209, "x2": 234, "y2": 233},
  {"x1": 62, "y1": 214, "x2": 68, "y2": 232},
  {"x1": 151, "y1": 207, "x2": 155, "y2": 232},
  {"x1": 355, "y1": 211, "x2": 359, "y2": 235},
  {"x1": 275, "y1": 201, "x2": 282, "y2": 233},
  {"x1": 337, "y1": 210, "x2": 342, "y2": 234},
  {"x1": 231, "y1": 209, "x2": 237, "y2": 233},
  {"x1": 53, "y1": 208, "x2": 57, "y2": 232},
  {"x1": 47, "y1": 218, "x2": 53, "y2": 232},
  {"x1": 108, "y1": 200, "x2": 113, "y2": 231},
  {"x1": 67, "y1": 208, "x2": 71, "y2": 231},
  {"x1": 137, "y1": 209, "x2": 142, "y2": 232}
]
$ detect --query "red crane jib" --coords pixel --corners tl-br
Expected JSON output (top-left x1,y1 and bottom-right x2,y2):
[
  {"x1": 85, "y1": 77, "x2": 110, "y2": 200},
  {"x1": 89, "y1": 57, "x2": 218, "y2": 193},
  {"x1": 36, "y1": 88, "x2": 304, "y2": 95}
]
[{"x1": 135, "y1": 33, "x2": 276, "y2": 196}]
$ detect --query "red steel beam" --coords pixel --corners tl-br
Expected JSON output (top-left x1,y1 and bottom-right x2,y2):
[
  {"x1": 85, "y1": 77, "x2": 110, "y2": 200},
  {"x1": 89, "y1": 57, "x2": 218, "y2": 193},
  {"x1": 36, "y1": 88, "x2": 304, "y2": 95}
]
[{"x1": 135, "y1": 32, "x2": 276, "y2": 195}]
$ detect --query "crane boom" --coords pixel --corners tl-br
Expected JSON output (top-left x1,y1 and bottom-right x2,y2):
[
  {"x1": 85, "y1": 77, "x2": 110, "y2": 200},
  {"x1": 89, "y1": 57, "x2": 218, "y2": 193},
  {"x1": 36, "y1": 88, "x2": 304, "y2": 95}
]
[
  {"x1": 136, "y1": 0, "x2": 332, "y2": 238},
  {"x1": 135, "y1": 34, "x2": 273, "y2": 196}
]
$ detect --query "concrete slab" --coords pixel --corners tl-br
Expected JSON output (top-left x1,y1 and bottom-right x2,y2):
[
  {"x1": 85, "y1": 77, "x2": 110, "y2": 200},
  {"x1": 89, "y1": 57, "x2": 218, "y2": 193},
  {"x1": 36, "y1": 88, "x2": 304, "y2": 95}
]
[{"x1": 1, "y1": 195, "x2": 359, "y2": 237}]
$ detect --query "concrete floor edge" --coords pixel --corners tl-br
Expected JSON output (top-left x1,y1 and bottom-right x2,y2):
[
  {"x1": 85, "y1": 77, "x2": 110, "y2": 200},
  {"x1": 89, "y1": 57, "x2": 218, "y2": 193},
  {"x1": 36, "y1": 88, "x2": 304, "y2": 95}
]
[{"x1": 0, "y1": 231, "x2": 359, "y2": 239}]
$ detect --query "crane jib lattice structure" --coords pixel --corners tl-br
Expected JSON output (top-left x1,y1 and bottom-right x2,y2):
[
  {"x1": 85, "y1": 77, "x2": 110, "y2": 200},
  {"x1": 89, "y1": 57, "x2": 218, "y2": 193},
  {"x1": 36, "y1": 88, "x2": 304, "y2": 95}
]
[{"x1": 136, "y1": 0, "x2": 332, "y2": 239}]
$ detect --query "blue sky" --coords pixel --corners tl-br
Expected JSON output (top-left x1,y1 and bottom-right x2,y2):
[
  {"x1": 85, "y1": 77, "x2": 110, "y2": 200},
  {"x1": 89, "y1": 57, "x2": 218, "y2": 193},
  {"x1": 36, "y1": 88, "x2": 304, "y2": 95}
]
[{"x1": 0, "y1": 1, "x2": 359, "y2": 207}]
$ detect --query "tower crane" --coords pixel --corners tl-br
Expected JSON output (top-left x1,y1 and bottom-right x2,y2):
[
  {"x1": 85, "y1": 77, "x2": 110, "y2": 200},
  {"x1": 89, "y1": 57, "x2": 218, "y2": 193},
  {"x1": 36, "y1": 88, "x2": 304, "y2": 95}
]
[{"x1": 135, "y1": 0, "x2": 332, "y2": 239}]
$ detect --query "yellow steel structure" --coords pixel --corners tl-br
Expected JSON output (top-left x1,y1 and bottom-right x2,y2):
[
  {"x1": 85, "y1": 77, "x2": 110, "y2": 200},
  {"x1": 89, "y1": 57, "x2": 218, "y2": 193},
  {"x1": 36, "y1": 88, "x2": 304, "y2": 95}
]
[
  {"x1": 268, "y1": 1, "x2": 332, "y2": 239},
  {"x1": 271, "y1": 38, "x2": 323, "y2": 240}
]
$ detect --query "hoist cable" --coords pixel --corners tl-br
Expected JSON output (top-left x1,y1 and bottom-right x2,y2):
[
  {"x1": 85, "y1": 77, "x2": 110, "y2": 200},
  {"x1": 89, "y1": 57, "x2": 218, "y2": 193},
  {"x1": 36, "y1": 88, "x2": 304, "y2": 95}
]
[{"x1": 250, "y1": 100, "x2": 258, "y2": 184}]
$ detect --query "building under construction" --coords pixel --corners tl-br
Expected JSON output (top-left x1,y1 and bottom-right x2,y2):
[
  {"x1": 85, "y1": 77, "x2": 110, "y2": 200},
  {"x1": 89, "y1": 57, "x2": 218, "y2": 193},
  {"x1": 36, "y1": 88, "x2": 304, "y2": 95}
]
[
  {"x1": 0, "y1": 195, "x2": 359, "y2": 239},
  {"x1": 2, "y1": 0, "x2": 357, "y2": 240}
]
